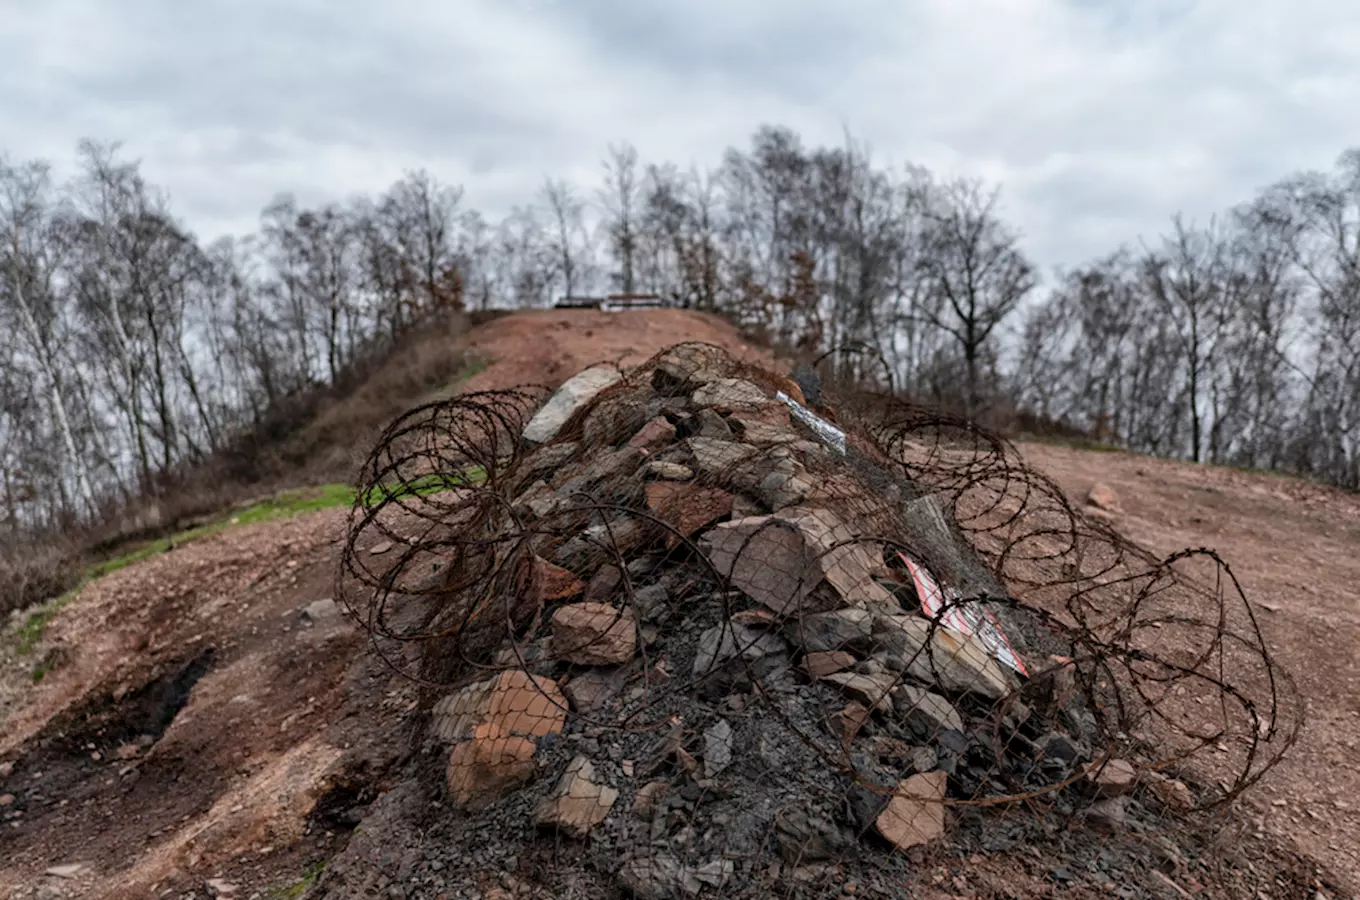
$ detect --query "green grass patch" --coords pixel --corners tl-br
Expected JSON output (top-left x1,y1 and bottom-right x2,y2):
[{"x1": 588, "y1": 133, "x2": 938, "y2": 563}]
[
  {"x1": 359, "y1": 466, "x2": 486, "y2": 507},
  {"x1": 266, "y1": 860, "x2": 326, "y2": 900}
]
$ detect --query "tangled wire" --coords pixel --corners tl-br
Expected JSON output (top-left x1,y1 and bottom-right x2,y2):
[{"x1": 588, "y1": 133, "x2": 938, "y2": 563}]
[{"x1": 337, "y1": 341, "x2": 1301, "y2": 882}]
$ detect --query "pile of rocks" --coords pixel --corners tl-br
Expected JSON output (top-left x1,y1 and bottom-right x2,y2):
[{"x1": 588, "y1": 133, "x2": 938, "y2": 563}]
[{"x1": 361, "y1": 344, "x2": 1194, "y2": 898}]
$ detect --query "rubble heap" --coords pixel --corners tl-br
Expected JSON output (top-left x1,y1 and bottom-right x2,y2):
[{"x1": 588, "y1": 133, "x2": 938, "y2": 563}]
[{"x1": 335, "y1": 343, "x2": 1297, "y2": 899}]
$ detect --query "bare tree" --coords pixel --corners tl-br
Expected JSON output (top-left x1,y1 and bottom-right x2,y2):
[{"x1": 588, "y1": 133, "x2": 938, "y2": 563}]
[
  {"x1": 917, "y1": 179, "x2": 1036, "y2": 415},
  {"x1": 600, "y1": 142, "x2": 641, "y2": 294}
]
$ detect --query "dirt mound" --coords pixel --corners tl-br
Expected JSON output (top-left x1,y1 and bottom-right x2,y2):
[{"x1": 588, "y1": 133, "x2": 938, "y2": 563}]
[{"x1": 327, "y1": 343, "x2": 1303, "y2": 899}]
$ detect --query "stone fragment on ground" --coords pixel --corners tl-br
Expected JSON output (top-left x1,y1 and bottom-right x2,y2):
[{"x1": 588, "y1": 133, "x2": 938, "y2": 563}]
[
  {"x1": 533, "y1": 755, "x2": 618, "y2": 838},
  {"x1": 702, "y1": 507, "x2": 896, "y2": 615},
  {"x1": 447, "y1": 721, "x2": 538, "y2": 808},
  {"x1": 524, "y1": 364, "x2": 623, "y2": 444},
  {"x1": 432, "y1": 670, "x2": 567, "y2": 743},
  {"x1": 1086, "y1": 482, "x2": 1120, "y2": 511},
  {"x1": 551, "y1": 602, "x2": 638, "y2": 665},
  {"x1": 645, "y1": 482, "x2": 734, "y2": 548},
  {"x1": 1085, "y1": 758, "x2": 1138, "y2": 797},
  {"x1": 876, "y1": 771, "x2": 947, "y2": 850}
]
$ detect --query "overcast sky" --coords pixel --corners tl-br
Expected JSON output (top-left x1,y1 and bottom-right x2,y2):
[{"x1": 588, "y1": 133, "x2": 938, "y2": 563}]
[{"x1": 3, "y1": 0, "x2": 1358, "y2": 271}]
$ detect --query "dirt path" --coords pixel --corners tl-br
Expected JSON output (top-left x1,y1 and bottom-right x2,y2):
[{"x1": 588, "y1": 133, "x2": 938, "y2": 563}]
[
  {"x1": 1020, "y1": 441, "x2": 1360, "y2": 888},
  {"x1": 0, "y1": 510, "x2": 415, "y2": 900}
]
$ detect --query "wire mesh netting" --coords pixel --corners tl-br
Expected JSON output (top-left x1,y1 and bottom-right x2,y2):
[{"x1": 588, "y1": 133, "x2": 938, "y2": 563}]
[{"x1": 337, "y1": 341, "x2": 1302, "y2": 899}]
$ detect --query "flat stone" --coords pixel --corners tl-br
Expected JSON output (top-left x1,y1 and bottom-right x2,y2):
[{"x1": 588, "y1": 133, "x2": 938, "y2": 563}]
[
  {"x1": 872, "y1": 614, "x2": 1015, "y2": 700},
  {"x1": 730, "y1": 608, "x2": 779, "y2": 628},
  {"x1": 524, "y1": 365, "x2": 622, "y2": 444},
  {"x1": 822, "y1": 671, "x2": 898, "y2": 714},
  {"x1": 298, "y1": 598, "x2": 340, "y2": 627},
  {"x1": 446, "y1": 720, "x2": 539, "y2": 808},
  {"x1": 1085, "y1": 758, "x2": 1138, "y2": 797},
  {"x1": 645, "y1": 482, "x2": 733, "y2": 548},
  {"x1": 369, "y1": 540, "x2": 393, "y2": 555},
  {"x1": 1087, "y1": 482, "x2": 1120, "y2": 511},
  {"x1": 803, "y1": 651, "x2": 856, "y2": 678},
  {"x1": 891, "y1": 684, "x2": 964, "y2": 735},
  {"x1": 44, "y1": 865, "x2": 85, "y2": 879},
  {"x1": 205, "y1": 879, "x2": 238, "y2": 898},
  {"x1": 431, "y1": 670, "x2": 567, "y2": 743},
  {"x1": 563, "y1": 669, "x2": 626, "y2": 715},
  {"x1": 691, "y1": 408, "x2": 734, "y2": 439},
  {"x1": 641, "y1": 460, "x2": 695, "y2": 481},
  {"x1": 526, "y1": 556, "x2": 585, "y2": 605},
  {"x1": 829, "y1": 701, "x2": 872, "y2": 746},
  {"x1": 786, "y1": 608, "x2": 874, "y2": 653},
  {"x1": 774, "y1": 808, "x2": 847, "y2": 862},
  {"x1": 551, "y1": 602, "x2": 638, "y2": 666},
  {"x1": 628, "y1": 416, "x2": 678, "y2": 450},
  {"x1": 703, "y1": 719, "x2": 734, "y2": 777},
  {"x1": 1143, "y1": 771, "x2": 1195, "y2": 811},
  {"x1": 585, "y1": 565, "x2": 623, "y2": 603},
  {"x1": 702, "y1": 508, "x2": 895, "y2": 615},
  {"x1": 876, "y1": 771, "x2": 947, "y2": 850},
  {"x1": 757, "y1": 458, "x2": 815, "y2": 510},
  {"x1": 693, "y1": 622, "x2": 787, "y2": 676},
  {"x1": 692, "y1": 378, "x2": 771, "y2": 411},
  {"x1": 685, "y1": 437, "x2": 760, "y2": 476},
  {"x1": 632, "y1": 780, "x2": 669, "y2": 819},
  {"x1": 533, "y1": 755, "x2": 618, "y2": 838},
  {"x1": 1085, "y1": 797, "x2": 1127, "y2": 832},
  {"x1": 652, "y1": 344, "x2": 729, "y2": 392}
]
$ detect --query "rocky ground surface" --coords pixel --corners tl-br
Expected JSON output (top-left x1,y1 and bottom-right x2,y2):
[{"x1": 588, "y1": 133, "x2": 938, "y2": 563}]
[{"x1": 0, "y1": 310, "x2": 1353, "y2": 900}]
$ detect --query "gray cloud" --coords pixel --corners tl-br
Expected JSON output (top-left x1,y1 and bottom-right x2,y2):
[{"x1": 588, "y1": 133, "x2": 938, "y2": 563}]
[{"x1": 3, "y1": 0, "x2": 1359, "y2": 268}]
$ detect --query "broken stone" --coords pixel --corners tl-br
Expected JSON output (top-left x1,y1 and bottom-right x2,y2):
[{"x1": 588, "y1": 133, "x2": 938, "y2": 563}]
[
  {"x1": 692, "y1": 377, "x2": 771, "y2": 411},
  {"x1": 526, "y1": 556, "x2": 585, "y2": 605},
  {"x1": 891, "y1": 684, "x2": 964, "y2": 735},
  {"x1": 693, "y1": 621, "x2": 788, "y2": 676},
  {"x1": 1143, "y1": 770, "x2": 1195, "y2": 811},
  {"x1": 822, "y1": 671, "x2": 898, "y2": 714},
  {"x1": 447, "y1": 721, "x2": 538, "y2": 809},
  {"x1": 730, "y1": 608, "x2": 778, "y2": 628},
  {"x1": 803, "y1": 651, "x2": 856, "y2": 678},
  {"x1": 872, "y1": 614, "x2": 1015, "y2": 700},
  {"x1": 1085, "y1": 758, "x2": 1138, "y2": 797},
  {"x1": 44, "y1": 864, "x2": 85, "y2": 879},
  {"x1": 702, "y1": 508, "x2": 895, "y2": 616},
  {"x1": 299, "y1": 598, "x2": 340, "y2": 627},
  {"x1": 908, "y1": 746, "x2": 938, "y2": 773},
  {"x1": 830, "y1": 702, "x2": 872, "y2": 746},
  {"x1": 1085, "y1": 796, "x2": 1127, "y2": 832},
  {"x1": 645, "y1": 482, "x2": 734, "y2": 548},
  {"x1": 703, "y1": 719, "x2": 734, "y2": 777},
  {"x1": 1086, "y1": 482, "x2": 1120, "y2": 511},
  {"x1": 875, "y1": 771, "x2": 947, "y2": 850},
  {"x1": 520, "y1": 441, "x2": 580, "y2": 481},
  {"x1": 628, "y1": 416, "x2": 678, "y2": 450},
  {"x1": 690, "y1": 408, "x2": 734, "y2": 439},
  {"x1": 642, "y1": 460, "x2": 695, "y2": 481},
  {"x1": 524, "y1": 365, "x2": 623, "y2": 444},
  {"x1": 652, "y1": 344, "x2": 728, "y2": 392},
  {"x1": 585, "y1": 564, "x2": 623, "y2": 603},
  {"x1": 757, "y1": 457, "x2": 815, "y2": 510},
  {"x1": 205, "y1": 879, "x2": 238, "y2": 898},
  {"x1": 533, "y1": 755, "x2": 618, "y2": 838},
  {"x1": 432, "y1": 670, "x2": 567, "y2": 743},
  {"x1": 685, "y1": 437, "x2": 760, "y2": 478},
  {"x1": 0, "y1": 794, "x2": 14, "y2": 806},
  {"x1": 369, "y1": 540, "x2": 394, "y2": 555},
  {"x1": 786, "y1": 608, "x2": 874, "y2": 653},
  {"x1": 774, "y1": 808, "x2": 847, "y2": 862},
  {"x1": 551, "y1": 602, "x2": 638, "y2": 666},
  {"x1": 563, "y1": 669, "x2": 626, "y2": 715},
  {"x1": 633, "y1": 780, "x2": 669, "y2": 819}
]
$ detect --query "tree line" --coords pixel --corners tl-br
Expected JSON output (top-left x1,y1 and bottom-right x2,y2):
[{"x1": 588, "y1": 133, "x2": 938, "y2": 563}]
[{"x1": 3, "y1": 127, "x2": 1358, "y2": 533}]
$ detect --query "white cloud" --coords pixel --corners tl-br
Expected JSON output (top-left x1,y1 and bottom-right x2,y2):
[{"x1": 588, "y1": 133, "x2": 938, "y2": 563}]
[{"x1": 2, "y1": 0, "x2": 1358, "y2": 268}]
